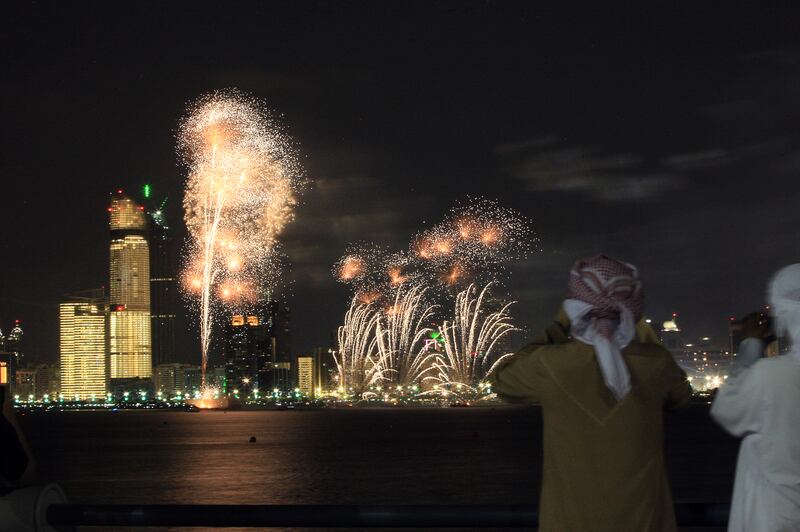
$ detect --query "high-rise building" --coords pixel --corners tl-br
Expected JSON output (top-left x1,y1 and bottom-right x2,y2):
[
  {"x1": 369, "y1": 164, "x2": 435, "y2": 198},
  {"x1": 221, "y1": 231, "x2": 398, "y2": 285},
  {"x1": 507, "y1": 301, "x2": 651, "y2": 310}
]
[
  {"x1": 14, "y1": 369, "x2": 35, "y2": 400},
  {"x1": 296, "y1": 356, "x2": 315, "y2": 398},
  {"x1": 266, "y1": 298, "x2": 292, "y2": 364},
  {"x1": 6, "y1": 321, "x2": 23, "y2": 356},
  {"x1": 207, "y1": 365, "x2": 227, "y2": 389},
  {"x1": 313, "y1": 346, "x2": 335, "y2": 390},
  {"x1": 108, "y1": 191, "x2": 152, "y2": 380},
  {"x1": 1, "y1": 320, "x2": 25, "y2": 371},
  {"x1": 660, "y1": 314, "x2": 682, "y2": 351},
  {"x1": 183, "y1": 366, "x2": 203, "y2": 395},
  {"x1": 0, "y1": 321, "x2": 22, "y2": 388},
  {"x1": 145, "y1": 186, "x2": 177, "y2": 366},
  {"x1": 224, "y1": 314, "x2": 270, "y2": 395},
  {"x1": 154, "y1": 363, "x2": 196, "y2": 397},
  {"x1": 60, "y1": 291, "x2": 108, "y2": 400},
  {"x1": 33, "y1": 364, "x2": 59, "y2": 399},
  {"x1": 295, "y1": 348, "x2": 335, "y2": 398}
]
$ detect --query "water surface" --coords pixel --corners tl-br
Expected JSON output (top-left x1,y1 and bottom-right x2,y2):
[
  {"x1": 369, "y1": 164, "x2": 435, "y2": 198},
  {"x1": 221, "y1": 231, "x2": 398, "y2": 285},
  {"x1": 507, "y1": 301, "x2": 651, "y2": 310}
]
[{"x1": 19, "y1": 405, "x2": 737, "y2": 530}]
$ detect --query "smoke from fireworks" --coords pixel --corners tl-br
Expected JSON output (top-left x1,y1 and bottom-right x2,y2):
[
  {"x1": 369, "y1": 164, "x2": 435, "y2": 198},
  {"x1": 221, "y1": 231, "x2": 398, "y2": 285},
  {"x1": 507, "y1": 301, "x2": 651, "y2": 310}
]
[{"x1": 180, "y1": 90, "x2": 302, "y2": 383}]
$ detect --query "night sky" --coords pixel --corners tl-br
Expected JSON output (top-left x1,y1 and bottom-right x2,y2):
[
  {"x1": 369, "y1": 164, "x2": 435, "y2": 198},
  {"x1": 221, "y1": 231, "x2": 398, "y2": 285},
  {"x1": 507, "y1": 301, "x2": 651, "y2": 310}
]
[{"x1": 2, "y1": 2, "x2": 800, "y2": 364}]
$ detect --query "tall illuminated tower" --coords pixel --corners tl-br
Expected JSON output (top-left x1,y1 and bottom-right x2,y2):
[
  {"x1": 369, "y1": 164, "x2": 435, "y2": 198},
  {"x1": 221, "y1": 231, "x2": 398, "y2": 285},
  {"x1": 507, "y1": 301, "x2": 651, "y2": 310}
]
[
  {"x1": 108, "y1": 190, "x2": 152, "y2": 379},
  {"x1": 143, "y1": 184, "x2": 177, "y2": 366},
  {"x1": 60, "y1": 289, "x2": 108, "y2": 399}
]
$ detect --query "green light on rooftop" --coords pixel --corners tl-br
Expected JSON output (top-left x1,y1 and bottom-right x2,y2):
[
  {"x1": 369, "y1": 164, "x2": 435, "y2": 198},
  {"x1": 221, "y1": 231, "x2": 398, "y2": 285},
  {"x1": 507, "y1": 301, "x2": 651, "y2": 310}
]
[{"x1": 143, "y1": 184, "x2": 151, "y2": 199}]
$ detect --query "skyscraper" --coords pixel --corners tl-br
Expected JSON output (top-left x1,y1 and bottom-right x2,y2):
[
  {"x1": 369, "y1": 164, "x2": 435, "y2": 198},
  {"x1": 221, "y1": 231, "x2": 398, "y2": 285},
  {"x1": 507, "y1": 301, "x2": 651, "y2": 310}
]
[
  {"x1": 144, "y1": 186, "x2": 177, "y2": 367},
  {"x1": 108, "y1": 191, "x2": 152, "y2": 380},
  {"x1": 6, "y1": 320, "x2": 23, "y2": 357},
  {"x1": 224, "y1": 314, "x2": 270, "y2": 395},
  {"x1": 60, "y1": 290, "x2": 108, "y2": 399},
  {"x1": 660, "y1": 313, "x2": 684, "y2": 358}
]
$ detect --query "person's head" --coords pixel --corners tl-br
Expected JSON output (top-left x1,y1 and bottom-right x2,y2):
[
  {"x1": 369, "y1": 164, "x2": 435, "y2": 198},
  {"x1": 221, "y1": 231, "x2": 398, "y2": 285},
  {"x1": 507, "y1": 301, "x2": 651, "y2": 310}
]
[
  {"x1": 567, "y1": 254, "x2": 644, "y2": 338},
  {"x1": 768, "y1": 263, "x2": 800, "y2": 343}
]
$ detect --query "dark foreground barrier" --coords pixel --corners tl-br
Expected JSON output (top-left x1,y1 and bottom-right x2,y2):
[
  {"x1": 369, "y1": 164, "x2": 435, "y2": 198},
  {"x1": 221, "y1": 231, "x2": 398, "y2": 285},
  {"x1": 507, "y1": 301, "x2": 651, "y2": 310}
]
[{"x1": 47, "y1": 502, "x2": 729, "y2": 528}]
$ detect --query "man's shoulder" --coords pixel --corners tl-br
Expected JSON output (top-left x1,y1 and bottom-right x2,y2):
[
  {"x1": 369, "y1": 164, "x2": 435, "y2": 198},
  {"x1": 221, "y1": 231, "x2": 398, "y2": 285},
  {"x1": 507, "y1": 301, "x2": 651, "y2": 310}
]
[
  {"x1": 531, "y1": 341, "x2": 594, "y2": 367},
  {"x1": 533, "y1": 340, "x2": 670, "y2": 357}
]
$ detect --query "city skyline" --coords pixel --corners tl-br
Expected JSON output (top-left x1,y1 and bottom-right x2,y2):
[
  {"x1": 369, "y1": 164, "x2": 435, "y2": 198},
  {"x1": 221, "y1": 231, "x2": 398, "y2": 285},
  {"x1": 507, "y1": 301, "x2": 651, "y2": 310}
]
[{"x1": 3, "y1": 4, "x2": 800, "y2": 365}]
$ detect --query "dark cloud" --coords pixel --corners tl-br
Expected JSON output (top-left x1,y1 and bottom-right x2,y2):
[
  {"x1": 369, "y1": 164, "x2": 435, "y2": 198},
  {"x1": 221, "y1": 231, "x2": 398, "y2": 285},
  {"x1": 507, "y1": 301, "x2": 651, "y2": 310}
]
[{"x1": 498, "y1": 139, "x2": 738, "y2": 202}]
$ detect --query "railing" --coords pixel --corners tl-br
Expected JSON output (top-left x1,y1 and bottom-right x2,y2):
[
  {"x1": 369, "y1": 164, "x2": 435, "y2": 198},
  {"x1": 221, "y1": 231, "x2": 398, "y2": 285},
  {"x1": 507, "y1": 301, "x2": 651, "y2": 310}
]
[{"x1": 46, "y1": 502, "x2": 730, "y2": 528}]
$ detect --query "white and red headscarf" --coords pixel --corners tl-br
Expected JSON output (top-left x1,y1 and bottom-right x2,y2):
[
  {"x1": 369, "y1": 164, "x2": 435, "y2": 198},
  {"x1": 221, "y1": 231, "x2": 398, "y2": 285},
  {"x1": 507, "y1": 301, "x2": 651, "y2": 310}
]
[{"x1": 562, "y1": 254, "x2": 644, "y2": 400}]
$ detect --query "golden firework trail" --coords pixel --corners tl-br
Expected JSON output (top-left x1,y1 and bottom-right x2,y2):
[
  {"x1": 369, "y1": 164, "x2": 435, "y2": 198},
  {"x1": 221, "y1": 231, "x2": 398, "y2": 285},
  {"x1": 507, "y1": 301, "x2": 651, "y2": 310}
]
[
  {"x1": 180, "y1": 91, "x2": 302, "y2": 383},
  {"x1": 333, "y1": 299, "x2": 392, "y2": 399},
  {"x1": 379, "y1": 284, "x2": 439, "y2": 386},
  {"x1": 434, "y1": 282, "x2": 519, "y2": 389}
]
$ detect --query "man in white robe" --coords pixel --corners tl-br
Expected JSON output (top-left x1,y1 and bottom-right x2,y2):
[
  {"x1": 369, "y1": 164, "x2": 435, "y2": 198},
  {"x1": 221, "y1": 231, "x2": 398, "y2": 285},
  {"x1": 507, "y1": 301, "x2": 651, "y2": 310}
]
[{"x1": 711, "y1": 264, "x2": 800, "y2": 531}]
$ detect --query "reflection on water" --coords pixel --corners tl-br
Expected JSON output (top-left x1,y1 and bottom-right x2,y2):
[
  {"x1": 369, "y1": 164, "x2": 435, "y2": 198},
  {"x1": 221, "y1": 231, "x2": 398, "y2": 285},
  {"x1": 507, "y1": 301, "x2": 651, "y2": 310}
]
[{"x1": 19, "y1": 405, "x2": 736, "y2": 531}]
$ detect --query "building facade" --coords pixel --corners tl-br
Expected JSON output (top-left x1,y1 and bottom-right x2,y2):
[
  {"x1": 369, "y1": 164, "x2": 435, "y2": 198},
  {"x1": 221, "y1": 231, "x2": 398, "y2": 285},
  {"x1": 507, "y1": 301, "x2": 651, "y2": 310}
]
[
  {"x1": 60, "y1": 293, "x2": 108, "y2": 400},
  {"x1": 109, "y1": 191, "x2": 152, "y2": 380}
]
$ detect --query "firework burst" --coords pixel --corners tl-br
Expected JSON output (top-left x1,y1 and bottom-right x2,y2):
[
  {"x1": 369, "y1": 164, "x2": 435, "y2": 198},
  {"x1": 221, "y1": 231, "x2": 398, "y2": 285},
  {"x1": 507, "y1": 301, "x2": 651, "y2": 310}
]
[
  {"x1": 334, "y1": 198, "x2": 532, "y2": 300},
  {"x1": 433, "y1": 282, "x2": 519, "y2": 391},
  {"x1": 379, "y1": 284, "x2": 439, "y2": 386},
  {"x1": 332, "y1": 198, "x2": 531, "y2": 400},
  {"x1": 411, "y1": 198, "x2": 532, "y2": 290},
  {"x1": 180, "y1": 90, "x2": 302, "y2": 383},
  {"x1": 333, "y1": 243, "x2": 410, "y2": 305},
  {"x1": 333, "y1": 299, "x2": 392, "y2": 398}
]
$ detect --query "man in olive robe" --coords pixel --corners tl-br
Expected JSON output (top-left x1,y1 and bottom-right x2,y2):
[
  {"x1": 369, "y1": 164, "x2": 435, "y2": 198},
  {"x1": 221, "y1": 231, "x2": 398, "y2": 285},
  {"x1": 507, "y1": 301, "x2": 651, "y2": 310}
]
[{"x1": 491, "y1": 254, "x2": 692, "y2": 532}]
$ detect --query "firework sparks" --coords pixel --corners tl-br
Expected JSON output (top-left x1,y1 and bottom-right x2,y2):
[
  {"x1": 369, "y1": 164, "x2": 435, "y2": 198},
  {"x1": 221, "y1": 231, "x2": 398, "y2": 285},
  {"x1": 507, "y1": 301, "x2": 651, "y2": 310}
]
[
  {"x1": 333, "y1": 244, "x2": 401, "y2": 304},
  {"x1": 333, "y1": 299, "x2": 392, "y2": 398},
  {"x1": 434, "y1": 282, "x2": 519, "y2": 390},
  {"x1": 411, "y1": 198, "x2": 532, "y2": 289},
  {"x1": 379, "y1": 284, "x2": 440, "y2": 386},
  {"x1": 388, "y1": 266, "x2": 407, "y2": 285},
  {"x1": 180, "y1": 90, "x2": 302, "y2": 383},
  {"x1": 338, "y1": 255, "x2": 365, "y2": 280},
  {"x1": 335, "y1": 198, "x2": 532, "y2": 298}
]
